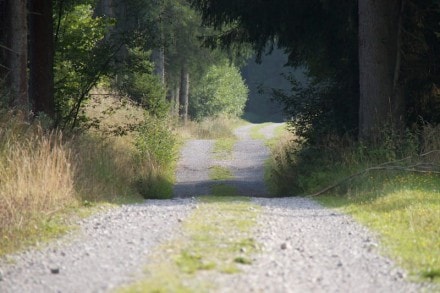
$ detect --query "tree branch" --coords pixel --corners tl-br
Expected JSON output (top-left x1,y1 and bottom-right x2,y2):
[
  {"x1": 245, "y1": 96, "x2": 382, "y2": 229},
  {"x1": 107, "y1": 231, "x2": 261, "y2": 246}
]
[{"x1": 308, "y1": 150, "x2": 440, "y2": 197}]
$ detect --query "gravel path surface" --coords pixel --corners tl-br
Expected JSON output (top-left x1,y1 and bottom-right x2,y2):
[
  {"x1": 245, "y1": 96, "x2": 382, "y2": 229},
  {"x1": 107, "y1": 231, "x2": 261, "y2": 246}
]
[
  {"x1": 174, "y1": 139, "x2": 215, "y2": 197},
  {"x1": 0, "y1": 123, "x2": 429, "y2": 292},
  {"x1": 216, "y1": 197, "x2": 425, "y2": 292},
  {"x1": 0, "y1": 200, "x2": 194, "y2": 293},
  {"x1": 259, "y1": 122, "x2": 285, "y2": 140}
]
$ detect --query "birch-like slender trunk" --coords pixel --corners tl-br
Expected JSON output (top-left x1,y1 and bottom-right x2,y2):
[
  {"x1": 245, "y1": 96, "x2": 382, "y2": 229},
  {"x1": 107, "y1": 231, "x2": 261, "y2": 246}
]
[{"x1": 179, "y1": 66, "x2": 189, "y2": 123}]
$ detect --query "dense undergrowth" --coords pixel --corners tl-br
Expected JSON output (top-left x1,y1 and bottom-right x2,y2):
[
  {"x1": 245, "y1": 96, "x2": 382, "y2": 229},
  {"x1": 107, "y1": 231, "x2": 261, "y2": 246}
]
[{"x1": 269, "y1": 124, "x2": 440, "y2": 283}]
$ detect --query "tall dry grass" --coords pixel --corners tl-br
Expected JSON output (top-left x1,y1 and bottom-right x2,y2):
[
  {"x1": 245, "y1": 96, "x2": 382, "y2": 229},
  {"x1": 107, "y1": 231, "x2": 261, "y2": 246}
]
[
  {"x1": 0, "y1": 107, "x2": 145, "y2": 255},
  {"x1": 176, "y1": 116, "x2": 243, "y2": 140},
  {"x1": 72, "y1": 135, "x2": 139, "y2": 202},
  {"x1": 0, "y1": 115, "x2": 76, "y2": 254}
]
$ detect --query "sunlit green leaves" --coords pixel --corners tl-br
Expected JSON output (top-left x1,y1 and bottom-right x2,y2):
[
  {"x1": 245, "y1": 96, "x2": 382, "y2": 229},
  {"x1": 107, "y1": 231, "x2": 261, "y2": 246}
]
[{"x1": 190, "y1": 63, "x2": 248, "y2": 120}]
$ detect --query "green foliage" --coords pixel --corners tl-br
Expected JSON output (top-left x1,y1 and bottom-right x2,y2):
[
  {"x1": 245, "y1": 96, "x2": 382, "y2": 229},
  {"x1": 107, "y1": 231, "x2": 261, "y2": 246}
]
[
  {"x1": 271, "y1": 126, "x2": 420, "y2": 195},
  {"x1": 190, "y1": 63, "x2": 249, "y2": 120},
  {"x1": 135, "y1": 114, "x2": 176, "y2": 167},
  {"x1": 192, "y1": 0, "x2": 359, "y2": 139},
  {"x1": 113, "y1": 48, "x2": 168, "y2": 117},
  {"x1": 54, "y1": 3, "x2": 115, "y2": 127},
  {"x1": 134, "y1": 113, "x2": 176, "y2": 199}
]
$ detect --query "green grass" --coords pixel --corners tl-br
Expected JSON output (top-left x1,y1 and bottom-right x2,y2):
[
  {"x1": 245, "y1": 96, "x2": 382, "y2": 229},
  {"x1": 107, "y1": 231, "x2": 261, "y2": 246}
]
[
  {"x1": 249, "y1": 122, "x2": 286, "y2": 145},
  {"x1": 212, "y1": 138, "x2": 236, "y2": 160},
  {"x1": 118, "y1": 194, "x2": 260, "y2": 292},
  {"x1": 265, "y1": 123, "x2": 288, "y2": 148},
  {"x1": 249, "y1": 123, "x2": 271, "y2": 140},
  {"x1": 210, "y1": 166, "x2": 233, "y2": 181},
  {"x1": 317, "y1": 174, "x2": 440, "y2": 284}
]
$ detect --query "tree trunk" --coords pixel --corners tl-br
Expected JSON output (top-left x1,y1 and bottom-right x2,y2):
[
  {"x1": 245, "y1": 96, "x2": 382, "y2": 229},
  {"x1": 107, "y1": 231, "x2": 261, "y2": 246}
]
[
  {"x1": 179, "y1": 66, "x2": 189, "y2": 123},
  {"x1": 29, "y1": 0, "x2": 55, "y2": 118},
  {"x1": 8, "y1": 0, "x2": 28, "y2": 112},
  {"x1": 173, "y1": 86, "x2": 180, "y2": 116},
  {"x1": 153, "y1": 47, "x2": 165, "y2": 85},
  {"x1": 358, "y1": 0, "x2": 404, "y2": 140}
]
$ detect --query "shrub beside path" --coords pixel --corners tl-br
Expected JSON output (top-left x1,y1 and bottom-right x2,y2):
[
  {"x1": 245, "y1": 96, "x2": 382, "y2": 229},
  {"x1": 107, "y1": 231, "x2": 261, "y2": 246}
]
[{"x1": 0, "y1": 123, "x2": 430, "y2": 292}]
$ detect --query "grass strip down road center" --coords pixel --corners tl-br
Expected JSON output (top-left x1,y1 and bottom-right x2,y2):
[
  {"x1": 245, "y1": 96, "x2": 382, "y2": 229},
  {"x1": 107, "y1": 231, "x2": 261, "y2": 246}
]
[{"x1": 119, "y1": 192, "x2": 260, "y2": 292}]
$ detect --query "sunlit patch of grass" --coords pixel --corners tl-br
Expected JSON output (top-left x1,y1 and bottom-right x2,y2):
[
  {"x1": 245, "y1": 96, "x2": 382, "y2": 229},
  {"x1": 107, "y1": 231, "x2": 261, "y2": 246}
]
[
  {"x1": 176, "y1": 116, "x2": 245, "y2": 140},
  {"x1": 249, "y1": 122, "x2": 287, "y2": 145},
  {"x1": 119, "y1": 195, "x2": 260, "y2": 292},
  {"x1": 210, "y1": 166, "x2": 233, "y2": 181},
  {"x1": 262, "y1": 125, "x2": 295, "y2": 196},
  {"x1": 249, "y1": 122, "x2": 271, "y2": 140},
  {"x1": 265, "y1": 123, "x2": 288, "y2": 148},
  {"x1": 318, "y1": 174, "x2": 440, "y2": 284},
  {"x1": 212, "y1": 138, "x2": 236, "y2": 159}
]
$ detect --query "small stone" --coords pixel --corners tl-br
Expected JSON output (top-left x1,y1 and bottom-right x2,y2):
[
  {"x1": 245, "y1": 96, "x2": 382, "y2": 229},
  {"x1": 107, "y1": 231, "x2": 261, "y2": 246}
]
[
  {"x1": 177, "y1": 218, "x2": 183, "y2": 223},
  {"x1": 280, "y1": 243, "x2": 288, "y2": 250},
  {"x1": 50, "y1": 267, "x2": 60, "y2": 274},
  {"x1": 0, "y1": 270, "x2": 3, "y2": 281},
  {"x1": 240, "y1": 247, "x2": 246, "y2": 253},
  {"x1": 337, "y1": 261, "x2": 343, "y2": 267}
]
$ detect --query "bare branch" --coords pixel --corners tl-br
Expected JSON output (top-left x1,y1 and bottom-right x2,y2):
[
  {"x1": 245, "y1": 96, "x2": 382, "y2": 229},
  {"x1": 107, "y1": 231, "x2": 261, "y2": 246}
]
[{"x1": 307, "y1": 150, "x2": 440, "y2": 197}]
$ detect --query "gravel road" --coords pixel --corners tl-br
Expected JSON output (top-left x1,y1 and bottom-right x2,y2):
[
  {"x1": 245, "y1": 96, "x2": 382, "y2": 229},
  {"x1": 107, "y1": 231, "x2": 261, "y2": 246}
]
[{"x1": 0, "y1": 123, "x2": 430, "y2": 292}]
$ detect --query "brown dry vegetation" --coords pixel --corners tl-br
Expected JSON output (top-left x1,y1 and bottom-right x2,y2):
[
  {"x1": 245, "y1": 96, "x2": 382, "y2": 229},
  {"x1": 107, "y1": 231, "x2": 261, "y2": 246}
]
[{"x1": 0, "y1": 92, "x2": 149, "y2": 256}]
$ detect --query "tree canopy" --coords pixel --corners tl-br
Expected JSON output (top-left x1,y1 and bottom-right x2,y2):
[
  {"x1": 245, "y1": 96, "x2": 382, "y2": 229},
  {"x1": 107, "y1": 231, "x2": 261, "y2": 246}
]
[{"x1": 191, "y1": 0, "x2": 440, "y2": 143}]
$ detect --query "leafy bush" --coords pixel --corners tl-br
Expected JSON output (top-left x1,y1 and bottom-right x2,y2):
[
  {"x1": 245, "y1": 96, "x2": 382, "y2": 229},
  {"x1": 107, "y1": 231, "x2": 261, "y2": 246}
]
[
  {"x1": 114, "y1": 48, "x2": 169, "y2": 118},
  {"x1": 54, "y1": 3, "x2": 115, "y2": 127},
  {"x1": 190, "y1": 64, "x2": 248, "y2": 120},
  {"x1": 134, "y1": 113, "x2": 177, "y2": 198}
]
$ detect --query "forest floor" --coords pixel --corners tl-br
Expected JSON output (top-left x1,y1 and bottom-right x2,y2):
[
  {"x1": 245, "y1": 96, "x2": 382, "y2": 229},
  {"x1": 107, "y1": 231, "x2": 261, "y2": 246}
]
[{"x1": 0, "y1": 123, "x2": 432, "y2": 292}]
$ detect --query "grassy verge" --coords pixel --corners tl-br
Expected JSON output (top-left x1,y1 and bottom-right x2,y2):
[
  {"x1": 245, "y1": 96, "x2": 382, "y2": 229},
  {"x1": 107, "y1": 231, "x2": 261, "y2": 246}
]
[
  {"x1": 269, "y1": 126, "x2": 440, "y2": 283},
  {"x1": 0, "y1": 125, "x2": 143, "y2": 256},
  {"x1": 317, "y1": 175, "x2": 440, "y2": 283},
  {"x1": 119, "y1": 194, "x2": 260, "y2": 292}
]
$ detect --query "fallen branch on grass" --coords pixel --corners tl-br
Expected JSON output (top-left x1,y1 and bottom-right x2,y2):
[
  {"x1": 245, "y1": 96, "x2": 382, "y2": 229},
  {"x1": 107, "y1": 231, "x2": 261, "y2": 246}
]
[{"x1": 308, "y1": 150, "x2": 440, "y2": 197}]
